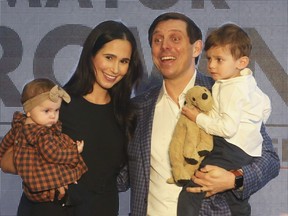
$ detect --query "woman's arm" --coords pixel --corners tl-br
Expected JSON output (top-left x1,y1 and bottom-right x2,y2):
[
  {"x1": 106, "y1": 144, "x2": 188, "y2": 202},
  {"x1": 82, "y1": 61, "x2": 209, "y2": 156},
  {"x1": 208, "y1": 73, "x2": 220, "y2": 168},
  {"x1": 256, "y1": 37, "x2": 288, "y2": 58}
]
[
  {"x1": 1, "y1": 146, "x2": 17, "y2": 174},
  {"x1": 0, "y1": 127, "x2": 17, "y2": 174}
]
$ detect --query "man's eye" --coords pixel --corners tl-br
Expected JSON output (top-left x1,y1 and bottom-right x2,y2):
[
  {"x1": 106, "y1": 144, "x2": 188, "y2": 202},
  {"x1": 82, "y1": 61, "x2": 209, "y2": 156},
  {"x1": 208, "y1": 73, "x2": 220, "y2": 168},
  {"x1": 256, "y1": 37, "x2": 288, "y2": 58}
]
[
  {"x1": 172, "y1": 37, "x2": 180, "y2": 42},
  {"x1": 153, "y1": 38, "x2": 162, "y2": 44}
]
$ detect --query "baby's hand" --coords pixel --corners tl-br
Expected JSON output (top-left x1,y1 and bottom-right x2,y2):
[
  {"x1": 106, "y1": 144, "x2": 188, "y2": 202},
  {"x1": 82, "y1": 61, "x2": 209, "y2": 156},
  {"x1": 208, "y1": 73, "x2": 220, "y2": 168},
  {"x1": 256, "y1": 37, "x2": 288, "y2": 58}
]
[
  {"x1": 75, "y1": 140, "x2": 84, "y2": 153},
  {"x1": 182, "y1": 106, "x2": 200, "y2": 122}
]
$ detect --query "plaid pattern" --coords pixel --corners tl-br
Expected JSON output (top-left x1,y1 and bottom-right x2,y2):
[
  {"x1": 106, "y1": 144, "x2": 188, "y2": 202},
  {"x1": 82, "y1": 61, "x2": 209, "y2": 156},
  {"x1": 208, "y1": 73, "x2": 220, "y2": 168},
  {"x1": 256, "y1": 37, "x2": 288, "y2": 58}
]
[
  {"x1": 128, "y1": 71, "x2": 280, "y2": 216},
  {"x1": 117, "y1": 164, "x2": 129, "y2": 192},
  {"x1": 0, "y1": 112, "x2": 88, "y2": 202}
]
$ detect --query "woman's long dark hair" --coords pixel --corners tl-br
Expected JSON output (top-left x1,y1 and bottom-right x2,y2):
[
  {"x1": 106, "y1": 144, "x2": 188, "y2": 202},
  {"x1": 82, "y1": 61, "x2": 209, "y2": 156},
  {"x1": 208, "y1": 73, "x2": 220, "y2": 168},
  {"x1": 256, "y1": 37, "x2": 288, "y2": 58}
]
[{"x1": 64, "y1": 20, "x2": 143, "y2": 142}]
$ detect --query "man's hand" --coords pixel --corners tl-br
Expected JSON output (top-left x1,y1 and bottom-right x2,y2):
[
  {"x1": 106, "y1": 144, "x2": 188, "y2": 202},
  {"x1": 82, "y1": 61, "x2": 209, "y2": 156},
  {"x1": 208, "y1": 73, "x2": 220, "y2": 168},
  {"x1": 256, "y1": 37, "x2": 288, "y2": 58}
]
[{"x1": 186, "y1": 165, "x2": 235, "y2": 197}]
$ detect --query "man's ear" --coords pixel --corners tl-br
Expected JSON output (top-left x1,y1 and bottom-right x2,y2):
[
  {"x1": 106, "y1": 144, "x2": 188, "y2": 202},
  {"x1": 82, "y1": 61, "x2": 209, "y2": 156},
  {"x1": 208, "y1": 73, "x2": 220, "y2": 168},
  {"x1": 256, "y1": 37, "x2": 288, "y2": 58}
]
[
  {"x1": 237, "y1": 56, "x2": 249, "y2": 70},
  {"x1": 192, "y1": 40, "x2": 203, "y2": 58},
  {"x1": 26, "y1": 112, "x2": 31, "y2": 117}
]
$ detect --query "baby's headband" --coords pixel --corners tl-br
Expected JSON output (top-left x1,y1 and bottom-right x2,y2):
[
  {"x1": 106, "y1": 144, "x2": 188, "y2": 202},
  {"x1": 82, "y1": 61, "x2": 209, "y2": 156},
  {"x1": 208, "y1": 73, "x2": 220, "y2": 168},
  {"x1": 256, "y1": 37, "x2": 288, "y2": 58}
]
[{"x1": 23, "y1": 85, "x2": 71, "y2": 113}]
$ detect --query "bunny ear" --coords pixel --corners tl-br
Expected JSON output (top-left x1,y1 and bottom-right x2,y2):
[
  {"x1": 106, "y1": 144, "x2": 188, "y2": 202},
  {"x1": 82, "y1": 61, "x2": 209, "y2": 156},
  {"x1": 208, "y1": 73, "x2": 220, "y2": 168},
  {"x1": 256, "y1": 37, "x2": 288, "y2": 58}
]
[
  {"x1": 49, "y1": 85, "x2": 71, "y2": 103},
  {"x1": 61, "y1": 89, "x2": 71, "y2": 103}
]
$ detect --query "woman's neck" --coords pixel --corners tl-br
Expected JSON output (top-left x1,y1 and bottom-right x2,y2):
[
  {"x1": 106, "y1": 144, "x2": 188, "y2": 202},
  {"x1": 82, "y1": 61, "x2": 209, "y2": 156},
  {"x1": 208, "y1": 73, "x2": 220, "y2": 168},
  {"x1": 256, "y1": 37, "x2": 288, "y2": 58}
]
[{"x1": 83, "y1": 88, "x2": 111, "y2": 105}]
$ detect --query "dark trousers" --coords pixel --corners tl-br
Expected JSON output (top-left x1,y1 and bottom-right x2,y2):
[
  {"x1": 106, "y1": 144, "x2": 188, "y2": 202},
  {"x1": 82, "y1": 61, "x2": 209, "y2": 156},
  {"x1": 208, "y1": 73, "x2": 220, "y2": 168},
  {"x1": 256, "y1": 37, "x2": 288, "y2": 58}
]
[
  {"x1": 17, "y1": 183, "x2": 119, "y2": 216},
  {"x1": 177, "y1": 136, "x2": 253, "y2": 216},
  {"x1": 17, "y1": 193, "x2": 69, "y2": 216},
  {"x1": 66, "y1": 183, "x2": 119, "y2": 216}
]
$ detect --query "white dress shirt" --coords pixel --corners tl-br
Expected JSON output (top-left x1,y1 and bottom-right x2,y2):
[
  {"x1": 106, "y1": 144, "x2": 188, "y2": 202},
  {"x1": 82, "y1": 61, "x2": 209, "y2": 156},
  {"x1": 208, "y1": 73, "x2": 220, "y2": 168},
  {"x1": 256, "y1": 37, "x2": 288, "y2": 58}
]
[
  {"x1": 147, "y1": 71, "x2": 196, "y2": 216},
  {"x1": 196, "y1": 68, "x2": 271, "y2": 156}
]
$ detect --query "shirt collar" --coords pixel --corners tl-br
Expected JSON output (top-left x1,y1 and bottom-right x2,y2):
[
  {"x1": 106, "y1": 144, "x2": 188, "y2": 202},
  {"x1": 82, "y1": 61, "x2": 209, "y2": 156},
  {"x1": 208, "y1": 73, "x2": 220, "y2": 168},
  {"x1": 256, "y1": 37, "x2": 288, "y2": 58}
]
[{"x1": 157, "y1": 69, "x2": 197, "y2": 105}]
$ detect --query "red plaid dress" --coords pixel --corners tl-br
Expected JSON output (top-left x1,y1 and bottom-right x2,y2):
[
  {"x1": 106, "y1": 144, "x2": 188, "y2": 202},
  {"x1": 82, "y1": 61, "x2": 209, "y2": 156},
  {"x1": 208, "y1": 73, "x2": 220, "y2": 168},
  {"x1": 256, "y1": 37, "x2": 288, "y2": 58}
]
[{"x1": 0, "y1": 112, "x2": 88, "y2": 202}]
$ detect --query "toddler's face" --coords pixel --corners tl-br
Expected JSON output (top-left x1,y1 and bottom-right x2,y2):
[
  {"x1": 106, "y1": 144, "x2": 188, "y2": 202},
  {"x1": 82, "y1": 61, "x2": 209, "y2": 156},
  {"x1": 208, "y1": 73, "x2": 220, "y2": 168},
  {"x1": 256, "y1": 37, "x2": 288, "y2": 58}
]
[
  {"x1": 26, "y1": 99, "x2": 62, "y2": 127},
  {"x1": 205, "y1": 45, "x2": 241, "y2": 81}
]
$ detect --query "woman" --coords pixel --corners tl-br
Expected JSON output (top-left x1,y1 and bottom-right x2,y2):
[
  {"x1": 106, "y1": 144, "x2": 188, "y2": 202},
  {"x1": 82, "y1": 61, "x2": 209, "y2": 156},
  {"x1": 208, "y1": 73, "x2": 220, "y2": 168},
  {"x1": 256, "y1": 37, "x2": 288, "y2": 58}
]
[{"x1": 15, "y1": 20, "x2": 143, "y2": 216}]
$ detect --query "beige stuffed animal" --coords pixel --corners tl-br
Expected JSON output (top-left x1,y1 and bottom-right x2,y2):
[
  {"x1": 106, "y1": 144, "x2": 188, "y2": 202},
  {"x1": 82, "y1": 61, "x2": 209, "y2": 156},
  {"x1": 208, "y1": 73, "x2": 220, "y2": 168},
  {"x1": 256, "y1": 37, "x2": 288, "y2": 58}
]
[{"x1": 167, "y1": 86, "x2": 214, "y2": 184}]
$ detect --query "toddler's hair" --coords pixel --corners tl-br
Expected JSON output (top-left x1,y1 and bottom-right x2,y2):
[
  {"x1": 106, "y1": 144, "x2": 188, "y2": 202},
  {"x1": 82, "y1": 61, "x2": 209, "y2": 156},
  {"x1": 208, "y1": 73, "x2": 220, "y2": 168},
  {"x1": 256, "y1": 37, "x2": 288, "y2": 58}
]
[
  {"x1": 204, "y1": 23, "x2": 252, "y2": 59},
  {"x1": 21, "y1": 78, "x2": 56, "y2": 105}
]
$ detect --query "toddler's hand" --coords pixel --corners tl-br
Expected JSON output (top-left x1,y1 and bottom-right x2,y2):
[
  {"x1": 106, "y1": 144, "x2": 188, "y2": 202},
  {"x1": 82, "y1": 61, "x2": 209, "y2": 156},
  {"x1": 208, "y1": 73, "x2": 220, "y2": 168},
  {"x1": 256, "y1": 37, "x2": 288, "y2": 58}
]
[
  {"x1": 182, "y1": 106, "x2": 199, "y2": 122},
  {"x1": 76, "y1": 140, "x2": 84, "y2": 153}
]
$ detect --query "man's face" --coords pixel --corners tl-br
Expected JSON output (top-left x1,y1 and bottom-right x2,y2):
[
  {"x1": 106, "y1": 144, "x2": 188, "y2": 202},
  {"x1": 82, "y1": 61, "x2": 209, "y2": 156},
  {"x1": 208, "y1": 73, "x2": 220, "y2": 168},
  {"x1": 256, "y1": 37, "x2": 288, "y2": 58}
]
[{"x1": 151, "y1": 19, "x2": 200, "y2": 81}]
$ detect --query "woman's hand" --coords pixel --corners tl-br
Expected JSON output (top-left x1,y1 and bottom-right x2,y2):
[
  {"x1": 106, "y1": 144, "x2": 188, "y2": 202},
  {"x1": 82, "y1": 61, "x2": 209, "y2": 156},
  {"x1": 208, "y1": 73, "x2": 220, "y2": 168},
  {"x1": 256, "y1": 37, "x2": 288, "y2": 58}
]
[
  {"x1": 48, "y1": 185, "x2": 68, "y2": 201},
  {"x1": 186, "y1": 165, "x2": 235, "y2": 197}
]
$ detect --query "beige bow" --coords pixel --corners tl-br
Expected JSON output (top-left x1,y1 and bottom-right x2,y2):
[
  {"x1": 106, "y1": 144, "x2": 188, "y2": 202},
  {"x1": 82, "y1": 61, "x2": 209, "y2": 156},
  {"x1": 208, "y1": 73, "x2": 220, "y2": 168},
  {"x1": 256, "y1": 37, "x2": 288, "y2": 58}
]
[{"x1": 49, "y1": 85, "x2": 71, "y2": 103}]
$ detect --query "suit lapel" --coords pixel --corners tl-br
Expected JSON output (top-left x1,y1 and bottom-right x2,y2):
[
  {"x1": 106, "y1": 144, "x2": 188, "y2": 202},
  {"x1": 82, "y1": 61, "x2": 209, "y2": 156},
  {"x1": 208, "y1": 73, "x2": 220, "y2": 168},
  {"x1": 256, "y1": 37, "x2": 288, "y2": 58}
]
[{"x1": 139, "y1": 86, "x2": 161, "y2": 186}]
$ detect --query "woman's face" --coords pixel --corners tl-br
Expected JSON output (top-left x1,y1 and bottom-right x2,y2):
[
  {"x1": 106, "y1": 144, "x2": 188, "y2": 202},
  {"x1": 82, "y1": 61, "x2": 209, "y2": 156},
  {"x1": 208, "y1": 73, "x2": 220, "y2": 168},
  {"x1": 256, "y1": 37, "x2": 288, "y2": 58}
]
[{"x1": 92, "y1": 39, "x2": 132, "y2": 90}]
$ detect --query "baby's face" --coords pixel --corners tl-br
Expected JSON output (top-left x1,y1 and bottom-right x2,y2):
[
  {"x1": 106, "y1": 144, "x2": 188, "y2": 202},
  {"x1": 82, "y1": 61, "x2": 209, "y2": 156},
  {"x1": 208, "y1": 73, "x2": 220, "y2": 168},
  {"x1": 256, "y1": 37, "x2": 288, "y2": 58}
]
[{"x1": 27, "y1": 99, "x2": 62, "y2": 127}]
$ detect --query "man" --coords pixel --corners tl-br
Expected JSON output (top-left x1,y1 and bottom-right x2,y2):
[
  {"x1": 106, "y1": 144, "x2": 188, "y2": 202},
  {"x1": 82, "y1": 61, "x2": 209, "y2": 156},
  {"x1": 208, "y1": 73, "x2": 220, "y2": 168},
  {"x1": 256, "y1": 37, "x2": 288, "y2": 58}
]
[{"x1": 128, "y1": 12, "x2": 280, "y2": 216}]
